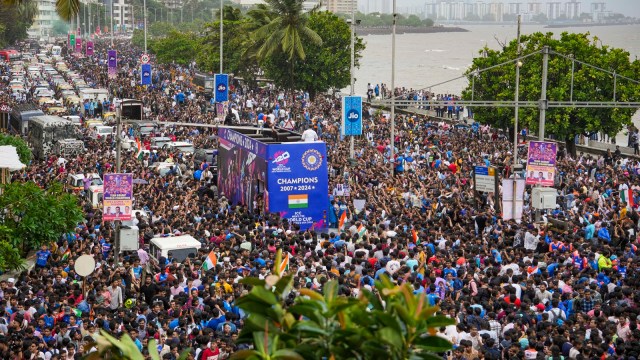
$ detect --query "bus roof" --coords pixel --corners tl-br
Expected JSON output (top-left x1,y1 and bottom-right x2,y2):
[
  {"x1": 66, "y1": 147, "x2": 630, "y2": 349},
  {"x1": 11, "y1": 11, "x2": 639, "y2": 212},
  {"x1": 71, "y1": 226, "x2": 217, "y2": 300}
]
[
  {"x1": 150, "y1": 235, "x2": 201, "y2": 250},
  {"x1": 30, "y1": 115, "x2": 72, "y2": 127}
]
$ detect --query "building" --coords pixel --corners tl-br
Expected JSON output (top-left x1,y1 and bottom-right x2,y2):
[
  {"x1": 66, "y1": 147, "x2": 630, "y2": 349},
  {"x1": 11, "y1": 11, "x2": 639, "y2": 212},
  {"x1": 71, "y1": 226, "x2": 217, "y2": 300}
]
[
  {"x1": 564, "y1": 0, "x2": 581, "y2": 19},
  {"x1": 112, "y1": 0, "x2": 133, "y2": 32},
  {"x1": 474, "y1": 1, "x2": 490, "y2": 19},
  {"x1": 546, "y1": 2, "x2": 561, "y2": 19},
  {"x1": 489, "y1": 2, "x2": 504, "y2": 21},
  {"x1": 527, "y1": 2, "x2": 542, "y2": 15},
  {"x1": 324, "y1": 0, "x2": 357, "y2": 14},
  {"x1": 161, "y1": 0, "x2": 183, "y2": 10},
  {"x1": 508, "y1": 2, "x2": 523, "y2": 15},
  {"x1": 27, "y1": 0, "x2": 57, "y2": 39},
  {"x1": 360, "y1": 0, "x2": 391, "y2": 14}
]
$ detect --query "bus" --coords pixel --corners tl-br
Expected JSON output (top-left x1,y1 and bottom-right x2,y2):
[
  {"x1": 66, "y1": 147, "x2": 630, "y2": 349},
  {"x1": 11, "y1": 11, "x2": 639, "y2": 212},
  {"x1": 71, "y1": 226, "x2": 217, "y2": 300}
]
[
  {"x1": 0, "y1": 49, "x2": 21, "y2": 62},
  {"x1": 10, "y1": 103, "x2": 45, "y2": 135},
  {"x1": 28, "y1": 115, "x2": 79, "y2": 159}
]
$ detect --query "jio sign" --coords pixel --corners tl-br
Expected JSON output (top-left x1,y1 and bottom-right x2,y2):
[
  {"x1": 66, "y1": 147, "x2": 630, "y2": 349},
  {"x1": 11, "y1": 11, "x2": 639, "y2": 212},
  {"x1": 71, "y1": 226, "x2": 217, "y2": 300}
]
[{"x1": 342, "y1": 96, "x2": 362, "y2": 136}]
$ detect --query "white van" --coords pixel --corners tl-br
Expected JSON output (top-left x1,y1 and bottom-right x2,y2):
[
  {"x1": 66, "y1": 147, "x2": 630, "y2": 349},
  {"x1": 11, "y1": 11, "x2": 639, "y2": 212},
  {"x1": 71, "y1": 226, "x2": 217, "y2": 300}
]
[{"x1": 149, "y1": 235, "x2": 201, "y2": 262}]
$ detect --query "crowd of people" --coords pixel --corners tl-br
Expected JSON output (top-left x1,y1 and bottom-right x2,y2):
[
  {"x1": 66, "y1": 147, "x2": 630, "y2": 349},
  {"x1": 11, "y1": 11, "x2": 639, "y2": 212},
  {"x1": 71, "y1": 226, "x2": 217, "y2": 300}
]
[{"x1": 2, "y1": 37, "x2": 640, "y2": 360}]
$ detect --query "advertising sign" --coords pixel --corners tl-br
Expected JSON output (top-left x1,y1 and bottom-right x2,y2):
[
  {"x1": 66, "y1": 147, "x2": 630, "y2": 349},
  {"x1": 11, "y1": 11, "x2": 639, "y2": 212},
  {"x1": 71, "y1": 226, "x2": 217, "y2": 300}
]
[
  {"x1": 474, "y1": 166, "x2": 496, "y2": 193},
  {"x1": 141, "y1": 64, "x2": 152, "y2": 85},
  {"x1": 525, "y1": 141, "x2": 557, "y2": 187},
  {"x1": 267, "y1": 142, "x2": 329, "y2": 230},
  {"x1": 107, "y1": 50, "x2": 117, "y2": 79},
  {"x1": 502, "y1": 179, "x2": 526, "y2": 222},
  {"x1": 103, "y1": 173, "x2": 133, "y2": 221},
  {"x1": 86, "y1": 41, "x2": 94, "y2": 56},
  {"x1": 215, "y1": 74, "x2": 229, "y2": 102},
  {"x1": 342, "y1": 96, "x2": 363, "y2": 136},
  {"x1": 70, "y1": 34, "x2": 76, "y2": 48},
  {"x1": 75, "y1": 37, "x2": 82, "y2": 53}
]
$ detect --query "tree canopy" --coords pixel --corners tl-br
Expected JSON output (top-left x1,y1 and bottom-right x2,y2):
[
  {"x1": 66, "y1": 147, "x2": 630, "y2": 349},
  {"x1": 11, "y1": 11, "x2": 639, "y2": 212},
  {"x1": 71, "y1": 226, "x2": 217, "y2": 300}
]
[
  {"x1": 461, "y1": 32, "x2": 640, "y2": 149},
  {"x1": 145, "y1": 4, "x2": 365, "y2": 97},
  {"x1": 0, "y1": 181, "x2": 83, "y2": 257},
  {"x1": 0, "y1": 133, "x2": 32, "y2": 165}
]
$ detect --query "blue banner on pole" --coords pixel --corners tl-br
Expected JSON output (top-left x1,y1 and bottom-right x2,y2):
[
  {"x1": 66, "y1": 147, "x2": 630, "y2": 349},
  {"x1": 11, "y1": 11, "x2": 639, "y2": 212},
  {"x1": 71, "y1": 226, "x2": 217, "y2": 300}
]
[
  {"x1": 215, "y1": 74, "x2": 229, "y2": 103},
  {"x1": 342, "y1": 96, "x2": 362, "y2": 136},
  {"x1": 141, "y1": 64, "x2": 152, "y2": 85}
]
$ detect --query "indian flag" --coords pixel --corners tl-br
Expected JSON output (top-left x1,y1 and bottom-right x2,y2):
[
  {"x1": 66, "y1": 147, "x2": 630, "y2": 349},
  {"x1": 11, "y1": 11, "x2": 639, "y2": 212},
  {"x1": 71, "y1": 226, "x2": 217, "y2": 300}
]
[
  {"x1": 135, "y1": 138, "x2": 143, "y2": 160},
  {"x1": 357, "y1": 224, "x2": 367, "y2": 237},
  {"x1": 288, "y1": 194, "x2": 308, "y2": 209},
  {"x1": 61, "y1": 248, "x2": 71, "y2": 262},
  {"x1": 338, "y1": 211, "x2": 347, "y2": 232},
  {"x1": 202, "y1": 250, "x2": 217, "y2": 271},
  {"x1": 621, "y1": 188, "x2": 634, "y2": 208},
  {"x1": 279, "y1": 252, "x2": 290, "y2": 273},
  {"x1": 412, "y1": 229, "x2": 418, "y2": 244}
]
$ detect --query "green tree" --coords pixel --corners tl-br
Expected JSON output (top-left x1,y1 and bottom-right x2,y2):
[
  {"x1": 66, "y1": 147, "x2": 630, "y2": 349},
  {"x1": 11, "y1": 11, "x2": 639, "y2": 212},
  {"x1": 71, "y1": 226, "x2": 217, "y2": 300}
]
[
  {"x1": 0, "y1": 1, "x2": 37, "y2": 47},
  {"x1": 150, "y1": 30, "x2": 199, "y2": 65},
  {"x1": 261, "y1": 11, "x2": 365, "y2": 99},
  {"x1": 0, "y1": 133, "x2": 32, "y2": 165},
  {"x1": 84, "y1": 330, "x2": 189, "y2": 360},
  {"x1": 0, "y1": 181, "x2": 83, "y2": 254},
  {"x1": 52, "y1": 19, "x2": 70, "y2": 36},
  {"x1": 461, "y1": 32, "x2": 640, "y2": 154},
  {"x1": 252, "y1": 0, "x2": 322, "y2": 92},
  {"x1": 232, "y1": 250, "x2": 454, "y2": 360}
]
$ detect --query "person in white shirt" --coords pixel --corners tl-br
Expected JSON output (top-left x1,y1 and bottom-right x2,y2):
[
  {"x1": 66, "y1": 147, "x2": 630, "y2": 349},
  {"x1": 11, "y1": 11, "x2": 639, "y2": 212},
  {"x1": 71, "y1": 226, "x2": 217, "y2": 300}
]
[{"x1": 301, "y1": 126, "x2": 318, "y2": 142}]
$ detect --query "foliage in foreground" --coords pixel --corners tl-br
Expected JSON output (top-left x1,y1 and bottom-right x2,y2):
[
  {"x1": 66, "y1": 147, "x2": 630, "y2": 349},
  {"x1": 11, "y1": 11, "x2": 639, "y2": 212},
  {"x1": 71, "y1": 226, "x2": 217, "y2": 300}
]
[
  {"x1": 462, "y1": 32, "x2": 640, "y2": 149},
  {"x1": 232, "y1": 250, "x2": 454, "y2": 360},
  {"x1": 83, "y1": 330, "x2": 189, "y2": 360},
  {"x1": 0, "y1": 181, "x2": 83, "y2": 258}
]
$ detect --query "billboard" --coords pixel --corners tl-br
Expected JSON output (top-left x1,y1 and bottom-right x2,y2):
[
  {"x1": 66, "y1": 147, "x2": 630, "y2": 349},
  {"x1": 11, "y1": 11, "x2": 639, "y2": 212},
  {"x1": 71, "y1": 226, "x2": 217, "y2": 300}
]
[
  {"x1": 267, "y1": 142, "x2": 328, "y2": 230},
  {"x1": 86, "y1": 41, "x2": 94, "y2": 56},
  {"x1": 141, "y1": 64, "x2": 152, "y2": 85},
  {"x1": 342, "y1": 96, "x2": 363, "y2": 136},
  {"x1": 103, "y1": 173, "x2": 133, "y2": 221},
  {"x1": 525, "y1": 141, "x2": 557, "y2": 186},
  {"x1": 217, "y1": 129, "x2": 267, "y2": 208},
  {"x1": 215, "y1": 74, "x2": 229, "y2": 102},
  {"x1": 107, "y1": 50, "x2": 117, "y2": 79},
  {"x1": 75, "y1": 37, "x2": 82, "y2": 53}
]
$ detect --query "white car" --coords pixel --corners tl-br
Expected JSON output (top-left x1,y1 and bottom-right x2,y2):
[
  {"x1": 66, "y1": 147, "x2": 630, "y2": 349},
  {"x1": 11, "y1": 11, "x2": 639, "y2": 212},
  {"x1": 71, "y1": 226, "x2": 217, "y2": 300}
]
[{"x1": 91, "y1": 125, "x2": 115, "y2": 140}]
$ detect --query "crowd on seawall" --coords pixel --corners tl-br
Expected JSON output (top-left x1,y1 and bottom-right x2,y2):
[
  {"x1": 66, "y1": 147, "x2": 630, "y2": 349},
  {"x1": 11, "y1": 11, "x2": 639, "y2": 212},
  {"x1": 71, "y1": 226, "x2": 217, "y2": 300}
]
[{"x1": 4, "y1": 39, "x2": 640, "y2": 360}]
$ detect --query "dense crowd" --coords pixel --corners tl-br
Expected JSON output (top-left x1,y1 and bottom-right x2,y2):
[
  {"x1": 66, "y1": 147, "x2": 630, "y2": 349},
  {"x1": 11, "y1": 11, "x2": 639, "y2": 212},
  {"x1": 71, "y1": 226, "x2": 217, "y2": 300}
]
[{"x1": 2, "y1": 38, "x2": 640, "y2": 360}]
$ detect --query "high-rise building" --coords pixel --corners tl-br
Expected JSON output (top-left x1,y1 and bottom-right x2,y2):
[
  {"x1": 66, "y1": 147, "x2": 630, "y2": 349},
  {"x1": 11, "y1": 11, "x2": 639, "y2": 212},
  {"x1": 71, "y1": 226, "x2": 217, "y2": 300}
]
[
  {"x1": 112, "y1": 0, "x2": 133, "y2": 31},
  {"x1": 564, "y1": 0, "x2": 581, "y2": 19},
  {"x1": 28, "y1": 0, "x2": 58, "y2": 38},
  {"x1": 546, "y1": 2, "x2": 561, "y2": 19},
  {"x1": 489, "y1": 2, "x2": 504, "y2": 21},
  {"x1": 325, "y1": 0, "x2": 357, "y2": 14},
  {"x1": 527, "y1": 2, "x2": 542, "y2": 15},
  {"x1": 474, "y1": 1, "x2": 489, "y2": 19},
  {"x1": 508, "y1": 2, "x2": 523, "y2": 15}
]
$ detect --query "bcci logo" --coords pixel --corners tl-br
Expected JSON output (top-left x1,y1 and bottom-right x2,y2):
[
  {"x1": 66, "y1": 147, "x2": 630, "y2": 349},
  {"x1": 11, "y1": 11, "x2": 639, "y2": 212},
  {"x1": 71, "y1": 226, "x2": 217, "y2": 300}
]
[
  {"x1": 109, "y1": 56, "x2": 116, "y2": 61},
  {"x1": 302, "y1": 149, "x2": 322, "y2": 171}
]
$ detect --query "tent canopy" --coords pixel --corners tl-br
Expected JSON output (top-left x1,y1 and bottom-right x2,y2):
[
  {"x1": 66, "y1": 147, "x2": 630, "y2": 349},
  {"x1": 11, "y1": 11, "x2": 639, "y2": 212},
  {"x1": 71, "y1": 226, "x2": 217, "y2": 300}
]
[{"x1": 0, "y1": 146, "x2": 26, "y2": 171}]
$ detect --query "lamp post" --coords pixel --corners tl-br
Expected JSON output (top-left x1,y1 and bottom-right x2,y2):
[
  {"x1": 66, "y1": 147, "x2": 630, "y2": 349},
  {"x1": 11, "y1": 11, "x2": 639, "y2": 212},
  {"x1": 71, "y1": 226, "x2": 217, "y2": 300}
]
[
  {"x1": 389, "y1": 0, "x2": 396, "y2": 175},
  {"x1": 512, "y1": 14, "x2": 522, "y2": 220},
  {"x1": 219, "y1": 0, "x2": 223, "y2": 73},
  {"x1": 143, "y1": 0, "x2": 147, "y2": 53},
  {"x1": 110, "y1": 0, "x2": 113, "y2": 46},
  {"x1": 348, "y1": 4, "x2": 356, "y2": 159}
]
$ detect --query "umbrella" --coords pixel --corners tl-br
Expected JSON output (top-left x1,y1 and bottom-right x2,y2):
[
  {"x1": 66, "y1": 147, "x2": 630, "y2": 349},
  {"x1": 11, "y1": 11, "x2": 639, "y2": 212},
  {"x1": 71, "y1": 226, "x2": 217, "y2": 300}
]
[{"x1": 132, "y1": 178, "x2": 148, "y2": 185}]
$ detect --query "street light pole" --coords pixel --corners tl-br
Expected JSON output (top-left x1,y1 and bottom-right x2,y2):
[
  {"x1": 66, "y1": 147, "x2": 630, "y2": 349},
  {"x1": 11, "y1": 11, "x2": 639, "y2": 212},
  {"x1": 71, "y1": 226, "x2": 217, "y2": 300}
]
[
  {"x1": 110, "y1": 0, "x2": 113, "y2": 46},
  {"x1": 143, "y1": 0, "x2": 147, "y2": 53},
  {"x1": 539, "y1": 46, "x2": 549, "y2": 140},
  {"x1": 349, "y1": 3, "x2": 355, "y2": 159},
  {"x1": 219, "y1": 0, "x2": 223, "y2": 73},
  {"x1": 390, "y1": 0, "x2": 396, "y2": 176},
  {"x1": 512, "y1": 14, "x2": 522, "y2": 220}
]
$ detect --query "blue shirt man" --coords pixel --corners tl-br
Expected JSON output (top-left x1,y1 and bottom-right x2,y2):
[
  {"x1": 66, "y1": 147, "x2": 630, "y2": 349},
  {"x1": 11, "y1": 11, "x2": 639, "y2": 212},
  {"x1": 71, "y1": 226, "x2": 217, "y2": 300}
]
[{"x1": 36, "y1": 246, "x2": 51, "y2": 268}]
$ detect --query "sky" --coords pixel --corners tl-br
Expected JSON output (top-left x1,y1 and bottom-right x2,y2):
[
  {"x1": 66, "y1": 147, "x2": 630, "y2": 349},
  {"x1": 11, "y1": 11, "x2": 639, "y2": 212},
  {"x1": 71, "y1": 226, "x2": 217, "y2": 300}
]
[{"x1": 399, "y1": 0, "x2": 640, "y2": 18}]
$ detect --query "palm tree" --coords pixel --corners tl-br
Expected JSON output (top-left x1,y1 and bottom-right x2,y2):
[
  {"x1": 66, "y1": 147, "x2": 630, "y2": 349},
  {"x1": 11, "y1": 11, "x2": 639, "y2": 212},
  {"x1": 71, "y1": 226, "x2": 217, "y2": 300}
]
[
  {"x1": 252, "y1": 0, "x2": 322, "y2": 91},
  {"x1": 4, "y1": 0, "x2": 78, "y2": 22}
]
